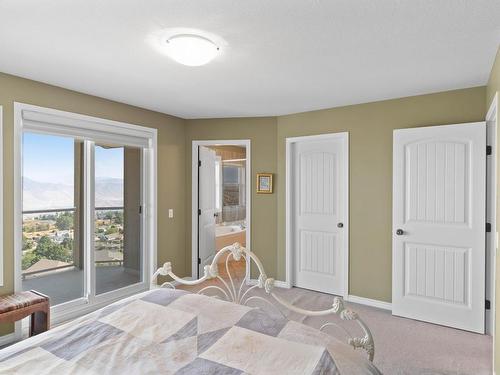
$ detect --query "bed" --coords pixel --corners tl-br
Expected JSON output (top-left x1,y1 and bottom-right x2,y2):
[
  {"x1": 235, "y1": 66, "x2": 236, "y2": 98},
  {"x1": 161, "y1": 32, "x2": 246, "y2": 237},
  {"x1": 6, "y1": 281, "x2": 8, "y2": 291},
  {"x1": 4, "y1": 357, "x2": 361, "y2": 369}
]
[{"x1": 0, "y1": 244, "x2": 381, "y2": 374}]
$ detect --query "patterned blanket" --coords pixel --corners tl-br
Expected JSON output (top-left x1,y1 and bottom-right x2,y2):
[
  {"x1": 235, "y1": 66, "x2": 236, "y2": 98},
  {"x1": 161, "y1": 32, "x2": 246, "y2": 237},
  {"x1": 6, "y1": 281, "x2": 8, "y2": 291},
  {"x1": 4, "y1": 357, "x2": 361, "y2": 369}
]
[{"x1": 0, "y1": 289, "x2": 381, "y2": 374}]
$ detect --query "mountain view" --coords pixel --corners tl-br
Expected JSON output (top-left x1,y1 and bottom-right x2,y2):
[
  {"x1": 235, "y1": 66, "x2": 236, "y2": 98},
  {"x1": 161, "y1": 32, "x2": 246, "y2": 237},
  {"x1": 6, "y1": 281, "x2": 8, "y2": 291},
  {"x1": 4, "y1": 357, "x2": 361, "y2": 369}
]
[{"x1": 23, "y1": 177, "x2": 124, "y2": 210}]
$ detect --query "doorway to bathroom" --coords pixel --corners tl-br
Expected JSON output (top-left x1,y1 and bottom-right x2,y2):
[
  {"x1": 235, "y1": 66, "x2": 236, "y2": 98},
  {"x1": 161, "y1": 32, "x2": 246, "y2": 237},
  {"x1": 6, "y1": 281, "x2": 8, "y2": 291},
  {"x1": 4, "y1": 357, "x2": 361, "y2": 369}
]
[{"x1": 191, "y1": 140, "x2": 251, "y2": 279}]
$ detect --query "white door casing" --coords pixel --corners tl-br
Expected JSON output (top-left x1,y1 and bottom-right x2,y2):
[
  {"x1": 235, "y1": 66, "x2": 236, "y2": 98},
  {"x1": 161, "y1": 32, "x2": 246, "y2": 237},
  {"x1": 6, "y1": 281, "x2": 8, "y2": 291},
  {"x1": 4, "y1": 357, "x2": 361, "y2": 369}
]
[
  {"x1": 198, "y1": 146, "x2": 217, "y2": 277},
  {"x1": 485, "y1": 94, "x2": 497, "y2": 337},
  {"x1": 191, "y1": 140, "x2": 251, "y2": 282},
  {"x1": 392, "y1": 122, "x2": 486, "y2": 333},
  {"x1": 486, "y1": 116, "x2": 496, "y2": 336},
  {"x1": 291, "y1": 133, "x2": 348, "y2": 296}
]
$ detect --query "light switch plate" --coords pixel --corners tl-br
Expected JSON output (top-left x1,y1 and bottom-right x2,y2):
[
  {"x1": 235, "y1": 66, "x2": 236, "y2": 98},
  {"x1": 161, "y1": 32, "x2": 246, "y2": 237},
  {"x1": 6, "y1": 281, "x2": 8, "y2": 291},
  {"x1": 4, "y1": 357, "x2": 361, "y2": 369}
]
[{"x1": 168, "y1": 209, "x2": 174, "y2": 218}]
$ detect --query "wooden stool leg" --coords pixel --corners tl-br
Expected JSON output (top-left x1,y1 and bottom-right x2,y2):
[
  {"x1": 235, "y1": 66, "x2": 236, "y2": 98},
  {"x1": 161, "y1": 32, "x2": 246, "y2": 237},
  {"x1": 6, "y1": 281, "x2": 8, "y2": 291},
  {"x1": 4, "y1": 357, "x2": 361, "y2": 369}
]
[
  {"x1": 30, "y1": 305, "x2": 49, "y2": 336},
  {"x1": 29, "y1": 313, "x2": 34, "y2": 337}
]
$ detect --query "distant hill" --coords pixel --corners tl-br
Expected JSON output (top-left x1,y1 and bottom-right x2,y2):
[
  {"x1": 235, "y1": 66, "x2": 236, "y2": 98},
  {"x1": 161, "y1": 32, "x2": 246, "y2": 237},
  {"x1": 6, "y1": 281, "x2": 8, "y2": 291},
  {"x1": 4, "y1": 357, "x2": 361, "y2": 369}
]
[
  {"x1": 95, "y1": 177, "x2": 124, "y2": 208},
  {"x1": 23, "y1": 177, "x2": 124, "y2": 211}
]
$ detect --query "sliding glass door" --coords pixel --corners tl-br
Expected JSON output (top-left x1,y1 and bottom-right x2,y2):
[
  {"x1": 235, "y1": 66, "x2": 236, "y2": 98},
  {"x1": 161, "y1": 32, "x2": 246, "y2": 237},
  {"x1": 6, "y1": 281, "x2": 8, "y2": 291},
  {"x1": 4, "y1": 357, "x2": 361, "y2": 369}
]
[
  {"x1": 21, "y1": 135, "x2": 146, "y2": 309},
  {"x1": 16, "y1": 103, "x2": 156, "y2": 329},
  {"x1": 94, "y1": 144, "x2": 142, "y2": 295}
]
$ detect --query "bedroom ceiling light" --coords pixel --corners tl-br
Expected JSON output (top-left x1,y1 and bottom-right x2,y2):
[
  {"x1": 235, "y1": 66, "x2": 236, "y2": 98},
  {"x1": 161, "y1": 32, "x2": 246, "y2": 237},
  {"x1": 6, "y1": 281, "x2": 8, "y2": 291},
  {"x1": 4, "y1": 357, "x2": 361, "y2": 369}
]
[{"x1": 164, "y1": 34, "x2": 219, "y2": 66}]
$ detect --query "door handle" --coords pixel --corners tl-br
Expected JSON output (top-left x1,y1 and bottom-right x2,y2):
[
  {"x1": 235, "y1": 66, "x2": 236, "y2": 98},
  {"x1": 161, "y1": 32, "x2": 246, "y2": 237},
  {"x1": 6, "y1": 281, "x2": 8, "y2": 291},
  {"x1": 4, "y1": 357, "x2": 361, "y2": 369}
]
[
  {"x1": 396, "y1": 229, "x2": 404, "y2": 236},
  {"x1": 337, "y1": 223, "x2": 344, "y2": 228}
]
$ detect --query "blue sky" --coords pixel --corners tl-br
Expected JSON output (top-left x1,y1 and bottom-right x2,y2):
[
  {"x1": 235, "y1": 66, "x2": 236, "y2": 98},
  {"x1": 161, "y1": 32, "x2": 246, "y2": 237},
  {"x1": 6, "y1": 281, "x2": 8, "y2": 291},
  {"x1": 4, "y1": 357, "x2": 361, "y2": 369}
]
[{"x1": 23, "y1": 133, "x2": 124, "y2": 184}]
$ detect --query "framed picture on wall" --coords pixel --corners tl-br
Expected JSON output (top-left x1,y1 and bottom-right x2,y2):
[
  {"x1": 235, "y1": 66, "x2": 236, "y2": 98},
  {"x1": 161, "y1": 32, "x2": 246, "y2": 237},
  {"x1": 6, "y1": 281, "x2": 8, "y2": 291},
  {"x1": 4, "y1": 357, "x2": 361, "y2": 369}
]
[{"x1": 256, "y1": 173, "x2": 273, "y2": 194}]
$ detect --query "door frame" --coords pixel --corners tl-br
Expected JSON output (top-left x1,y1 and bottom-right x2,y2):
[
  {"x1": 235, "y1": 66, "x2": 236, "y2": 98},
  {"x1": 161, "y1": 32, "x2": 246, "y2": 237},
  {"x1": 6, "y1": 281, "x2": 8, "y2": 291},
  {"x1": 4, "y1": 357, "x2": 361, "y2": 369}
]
[
  {"x1": 486, "y1": 93, "x2": 497, "y2": 339},
  {"x1": 285, "y1": 132, "x2": 349, "y2": 298},
  {"x1": 191, "y1": 140, "x2": 251, "y2": 279},
  {"x1": 13, "y1": 102, "x2": 157, "y2": 338}
]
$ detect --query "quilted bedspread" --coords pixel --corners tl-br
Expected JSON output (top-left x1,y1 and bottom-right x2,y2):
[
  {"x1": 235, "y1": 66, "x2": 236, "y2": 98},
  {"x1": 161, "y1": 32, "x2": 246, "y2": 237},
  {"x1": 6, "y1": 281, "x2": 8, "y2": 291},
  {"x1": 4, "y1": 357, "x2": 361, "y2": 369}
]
[{"x1": 0, "y1": 289, "x2": 381, "y2": 374}]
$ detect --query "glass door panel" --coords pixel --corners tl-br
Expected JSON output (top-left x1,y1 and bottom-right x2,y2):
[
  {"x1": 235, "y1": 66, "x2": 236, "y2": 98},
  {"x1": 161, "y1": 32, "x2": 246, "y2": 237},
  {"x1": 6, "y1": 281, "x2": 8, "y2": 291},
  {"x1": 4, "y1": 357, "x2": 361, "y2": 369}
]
[
  {"x1": 22, "y1": 133, "x2": 84, "y2": 306},
  {"x1": 94, "y1": 144, "x2": 142, "y2": 295}
]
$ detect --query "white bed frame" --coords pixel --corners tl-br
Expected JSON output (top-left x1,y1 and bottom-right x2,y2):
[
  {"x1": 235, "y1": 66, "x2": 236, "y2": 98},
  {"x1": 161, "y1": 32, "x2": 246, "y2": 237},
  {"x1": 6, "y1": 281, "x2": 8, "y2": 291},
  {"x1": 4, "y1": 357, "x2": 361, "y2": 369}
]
[{"x1": 152, "y1": 243, "x2": 375, "y2": 362}]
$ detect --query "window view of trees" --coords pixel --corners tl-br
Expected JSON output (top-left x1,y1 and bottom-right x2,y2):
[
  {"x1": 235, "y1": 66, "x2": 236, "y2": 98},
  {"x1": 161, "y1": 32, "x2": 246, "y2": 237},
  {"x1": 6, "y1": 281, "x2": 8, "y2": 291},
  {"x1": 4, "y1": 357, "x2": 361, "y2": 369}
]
[
  {"x1": 22, "y1": 235, "x2": 73, "y2": 270},
  {"x1": 22, "y1": 209, "x2": 125, "y2": 272},
  {"x1": 95, "y1": 210, "x2": 124, "y2": 260},
  {"x1": 22, "y1": 211, "x2": 75, "y2": 271}
]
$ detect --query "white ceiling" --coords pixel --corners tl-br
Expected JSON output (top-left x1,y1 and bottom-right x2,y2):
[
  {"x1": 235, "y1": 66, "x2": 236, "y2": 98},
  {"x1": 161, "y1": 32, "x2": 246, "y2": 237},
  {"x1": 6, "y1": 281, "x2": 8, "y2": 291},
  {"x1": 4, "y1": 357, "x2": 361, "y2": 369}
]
[{"x1": 0, "y1": 1, "x2": 499, "y2": 119}]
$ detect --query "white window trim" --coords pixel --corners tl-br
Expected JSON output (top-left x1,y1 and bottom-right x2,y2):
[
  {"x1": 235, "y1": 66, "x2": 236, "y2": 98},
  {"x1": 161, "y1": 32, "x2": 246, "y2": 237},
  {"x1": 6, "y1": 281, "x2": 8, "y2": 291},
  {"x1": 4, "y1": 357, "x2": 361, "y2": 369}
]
[
  {"x1": 221, "y1": 162, "x2": 246, "y2": 221},
  {"x1": 215, "y1": 156, "x2": 222, "y2": 212},
  {"x1": 13, "y1": 102, "x2": 157, "y2": 336}
]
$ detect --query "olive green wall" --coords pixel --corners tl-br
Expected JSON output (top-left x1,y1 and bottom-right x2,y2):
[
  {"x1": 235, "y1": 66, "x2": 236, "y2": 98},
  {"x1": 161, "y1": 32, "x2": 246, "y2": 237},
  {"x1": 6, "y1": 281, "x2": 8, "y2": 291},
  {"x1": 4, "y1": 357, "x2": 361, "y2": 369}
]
[
  {"x1": 0, "y1": 72, "x2": 187, "y2": 335},
  {"x1": 486, "y1": 45, "x2": 500, "y2": 375},
  {"x1": 185, "y1": 87, "x2": 486, "y2": 302},
  {"x1": 0, "y1": 72, "x2": 492, "y2": 352},
  {"x1": 276, "y1": 87, "x2": 486, "y2": 302},
  {"x1": 184, "y1": 118, "x2": 278, "y2": 278}
]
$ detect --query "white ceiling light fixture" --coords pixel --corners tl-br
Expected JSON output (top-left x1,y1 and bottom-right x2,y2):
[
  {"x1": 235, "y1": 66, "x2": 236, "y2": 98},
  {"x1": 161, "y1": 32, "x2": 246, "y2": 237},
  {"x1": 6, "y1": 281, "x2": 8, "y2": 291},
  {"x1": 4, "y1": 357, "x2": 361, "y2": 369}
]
[{"x1": 164, "y1": 34, "x2": 219, "y2": 67}]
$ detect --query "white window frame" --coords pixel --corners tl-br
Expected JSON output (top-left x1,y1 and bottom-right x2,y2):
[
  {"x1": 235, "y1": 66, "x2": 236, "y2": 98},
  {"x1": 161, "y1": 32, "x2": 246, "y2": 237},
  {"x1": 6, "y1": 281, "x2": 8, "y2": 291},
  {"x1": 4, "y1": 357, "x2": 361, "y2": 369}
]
[
  {"x1": 215, "y1": 156, "x2": 222, "y2": 212},
  {"x1": 13, "y1": 102, "x2": 157, "y2": 335},
  {"x1": 221, "y1": 161, "x2": 246, "y2": 222}
]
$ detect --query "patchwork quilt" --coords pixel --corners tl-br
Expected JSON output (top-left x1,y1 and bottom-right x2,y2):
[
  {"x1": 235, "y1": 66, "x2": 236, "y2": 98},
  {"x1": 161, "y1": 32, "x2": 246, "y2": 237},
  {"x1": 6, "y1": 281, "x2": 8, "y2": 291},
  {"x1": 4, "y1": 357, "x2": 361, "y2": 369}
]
[{"x1": 0, "y1": 289, "x2": 381, "y2": 374}]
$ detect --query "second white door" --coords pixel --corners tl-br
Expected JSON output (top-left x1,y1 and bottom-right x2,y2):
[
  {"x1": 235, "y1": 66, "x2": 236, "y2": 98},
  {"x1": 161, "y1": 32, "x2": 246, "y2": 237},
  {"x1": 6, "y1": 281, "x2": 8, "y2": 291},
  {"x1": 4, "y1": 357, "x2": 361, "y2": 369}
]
[
  {"x1": 290, "y1": 133, "x2": 348, "y2": 295},
  {"x1": 392, "y1": 122, "x2": 486, "y2": 333}
]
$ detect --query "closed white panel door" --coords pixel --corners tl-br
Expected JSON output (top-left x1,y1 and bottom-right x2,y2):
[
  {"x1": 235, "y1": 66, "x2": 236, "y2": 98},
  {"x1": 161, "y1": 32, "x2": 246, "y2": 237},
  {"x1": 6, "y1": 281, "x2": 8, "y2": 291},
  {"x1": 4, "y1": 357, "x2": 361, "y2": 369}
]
[
  {"x1": 292, "y1": 134, "x2": 347, "y2": 295},
  {"x1": 393, "y1": 122, "x2": 486, "y2": 333},
  {"x1": 198, "y1": 146, "x2": 216, "y2": 277}
]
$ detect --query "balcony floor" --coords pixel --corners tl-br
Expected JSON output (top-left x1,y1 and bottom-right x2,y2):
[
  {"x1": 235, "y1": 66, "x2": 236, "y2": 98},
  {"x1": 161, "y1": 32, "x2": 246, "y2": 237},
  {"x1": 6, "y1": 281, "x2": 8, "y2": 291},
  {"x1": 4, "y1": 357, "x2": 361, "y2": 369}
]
[{"x1": 23, "y1": 266, "x2": 140, "y2": 306}]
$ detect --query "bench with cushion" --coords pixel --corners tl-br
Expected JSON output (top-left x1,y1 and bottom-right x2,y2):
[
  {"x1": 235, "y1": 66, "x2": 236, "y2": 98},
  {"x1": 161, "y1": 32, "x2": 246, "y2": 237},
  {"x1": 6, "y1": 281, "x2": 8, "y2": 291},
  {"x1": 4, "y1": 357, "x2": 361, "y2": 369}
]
[{"x1": 0, "y1": 290, "x2": 50, "y2": 336}]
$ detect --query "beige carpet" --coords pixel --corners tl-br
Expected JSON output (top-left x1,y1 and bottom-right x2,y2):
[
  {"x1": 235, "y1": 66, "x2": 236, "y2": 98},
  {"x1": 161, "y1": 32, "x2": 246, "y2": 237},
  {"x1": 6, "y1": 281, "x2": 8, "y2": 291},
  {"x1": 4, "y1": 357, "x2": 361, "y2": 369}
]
[{"x1": 179, "y1": 259, "x2": 492, "y2": 375}]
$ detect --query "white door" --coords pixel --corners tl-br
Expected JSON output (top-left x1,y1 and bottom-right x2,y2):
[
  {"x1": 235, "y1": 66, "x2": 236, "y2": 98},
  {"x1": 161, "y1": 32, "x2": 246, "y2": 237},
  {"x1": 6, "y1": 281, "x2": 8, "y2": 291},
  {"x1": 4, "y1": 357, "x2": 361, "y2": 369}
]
[
  {"x1": 198, "y1": 146, "x2": 217, "y2": 277},
  {"x1": 393, "y1": 122, "x2": 486, "y2": 333},
  {"x1": 291, "y1": 133, "x2": 348, "y2": 295}
]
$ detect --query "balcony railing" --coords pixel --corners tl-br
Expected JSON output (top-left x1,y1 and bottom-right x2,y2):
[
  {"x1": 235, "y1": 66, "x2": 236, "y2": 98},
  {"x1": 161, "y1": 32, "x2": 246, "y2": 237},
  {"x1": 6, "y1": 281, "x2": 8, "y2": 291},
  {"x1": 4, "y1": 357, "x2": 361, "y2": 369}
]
[
  {"x1": 23, "y1": 206, "x2": 124, "y2": 214},
  {"x1": 22, "y1": 206, "x2": 124, "y2": 278},
  {"x1": 23, "y1": 207, "x2": 77, "y2": 215}
]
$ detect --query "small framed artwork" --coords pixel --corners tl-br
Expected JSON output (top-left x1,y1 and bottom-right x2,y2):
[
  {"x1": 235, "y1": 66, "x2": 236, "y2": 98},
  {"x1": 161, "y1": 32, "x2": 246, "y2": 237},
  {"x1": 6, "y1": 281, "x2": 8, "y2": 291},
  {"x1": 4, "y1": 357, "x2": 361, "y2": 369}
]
[{"x1": 256, "y1": 173, "x2": 273, "y2": 194}]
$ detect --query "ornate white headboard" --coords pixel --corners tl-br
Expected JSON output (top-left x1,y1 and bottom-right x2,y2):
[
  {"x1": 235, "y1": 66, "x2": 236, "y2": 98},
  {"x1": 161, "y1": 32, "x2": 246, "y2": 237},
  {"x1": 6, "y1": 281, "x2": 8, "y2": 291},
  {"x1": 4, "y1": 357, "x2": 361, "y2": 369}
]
[{"x1": 152, "y1": 243, "x2": 374, "y2": 362}]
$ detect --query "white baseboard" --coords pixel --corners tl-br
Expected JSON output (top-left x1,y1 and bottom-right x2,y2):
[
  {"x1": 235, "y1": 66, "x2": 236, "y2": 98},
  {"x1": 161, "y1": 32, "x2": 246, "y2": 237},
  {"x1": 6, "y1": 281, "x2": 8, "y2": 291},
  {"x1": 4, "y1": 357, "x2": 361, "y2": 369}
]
[
  {"x1": 246, "y1": 280, "x2": 392, "y2": 311},
  {"x1": 346, "y1": 294, "x2": 392, "y2": 310},
  {"x1": 0, "y1": 333, "x2": 17, "y2": 347},
  {"x1": 274, "y1": 280, "x2": 291, "y2": 288},
  {"x1": 246, "y1": 278, "x2": 290, "y2": 288}
]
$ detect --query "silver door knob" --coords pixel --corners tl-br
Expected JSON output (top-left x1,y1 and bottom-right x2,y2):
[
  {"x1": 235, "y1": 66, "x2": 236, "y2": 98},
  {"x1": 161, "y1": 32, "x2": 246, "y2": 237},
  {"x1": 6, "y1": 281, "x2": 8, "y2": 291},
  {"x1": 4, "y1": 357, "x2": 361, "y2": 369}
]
[
  {"x1": 337, "y1": 223, "x2": 344, "y2": 228},
  {"x1": 396, "y1": 229, "x2": 404, "y2": 235}
]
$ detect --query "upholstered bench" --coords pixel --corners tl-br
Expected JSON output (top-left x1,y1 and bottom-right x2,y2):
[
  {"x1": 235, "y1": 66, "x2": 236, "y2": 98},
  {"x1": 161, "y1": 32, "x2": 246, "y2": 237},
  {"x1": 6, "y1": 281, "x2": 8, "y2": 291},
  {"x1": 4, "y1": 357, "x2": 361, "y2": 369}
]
[{"x1": 0, "y1": 290, "x2": 50, "y2": 336}]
